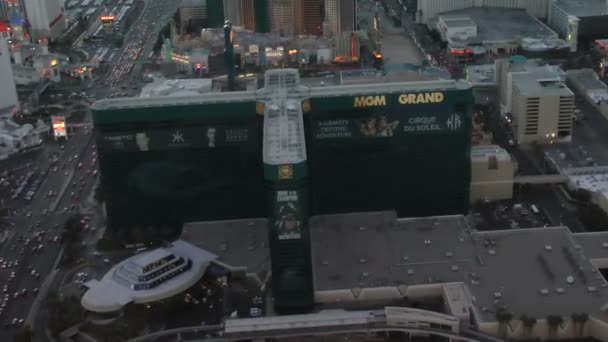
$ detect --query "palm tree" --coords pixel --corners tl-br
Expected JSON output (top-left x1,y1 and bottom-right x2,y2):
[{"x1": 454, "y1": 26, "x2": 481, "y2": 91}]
[
  {"x1": 547, "y1": 315, "x2": 564, "y2": 338},
  {"x1": 571, "y1": 313, "x2": 589, "y2": 337},
  {"x1": 520, "y1": 315, "x2": 537, "y2": 338},
  {"x1": 496, "y1": 310, "x2": 513, "y2": 338}
]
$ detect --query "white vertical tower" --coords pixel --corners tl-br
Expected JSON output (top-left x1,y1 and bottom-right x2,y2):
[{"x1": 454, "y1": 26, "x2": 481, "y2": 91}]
[
  {"x1": 23, "y1": 0, "x2": 66, "y2": 40},
  {"x1": 0, "y1": 24, "x2": 19, "y2": 109}
]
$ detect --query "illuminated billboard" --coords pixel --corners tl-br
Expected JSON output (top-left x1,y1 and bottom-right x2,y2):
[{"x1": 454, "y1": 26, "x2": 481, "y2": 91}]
[
  {"x1": 52, "y1": 116, "x2": 66, "y2": 138},
  {"x1": 100, "y1": 15, "x2": 115, "y2": 28}
]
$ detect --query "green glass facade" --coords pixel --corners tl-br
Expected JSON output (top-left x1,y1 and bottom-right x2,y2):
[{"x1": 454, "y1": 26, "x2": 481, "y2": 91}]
[
  {"x1": 266, "y1": 164, "x2": 313, "y2": 312},
  {"x1": 93, "y1": 101, "x2": 265, "y2": 241},
  {"x1": 307, "y1": 90, "x2": 473, "y2": 217},
  {"x1": 92, "y1": 83, "x2": 474, "y2": 311}
]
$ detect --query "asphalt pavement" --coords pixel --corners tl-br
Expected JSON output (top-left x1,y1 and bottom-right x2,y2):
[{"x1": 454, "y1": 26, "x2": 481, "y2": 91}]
[{"x1": 0, "y1": 120, "x2": 102, "y2": 340}]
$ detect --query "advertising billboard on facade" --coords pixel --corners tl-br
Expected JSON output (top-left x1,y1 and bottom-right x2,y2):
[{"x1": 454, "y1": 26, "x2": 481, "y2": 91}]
[
  {"x1": 312, "y1": 112, "x2": 464, "y2": 140},
  {"x1": 274, "y1": 189, "x2": 303, "y2": 240},
  {"x1": 52, "y1": 116, "x2": 66, "y2": 138},
  {"x1": 307, "y1": 89, "x2": 474, "y2": 218},
  {"x1": 98, "y1": 125, "x2": 253, "y2": 152}
]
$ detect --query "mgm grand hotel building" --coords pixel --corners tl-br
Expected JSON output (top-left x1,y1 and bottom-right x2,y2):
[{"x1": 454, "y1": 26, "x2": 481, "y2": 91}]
[{"x1": 92, "y1": 69, "x2": 473, "y2": 311}]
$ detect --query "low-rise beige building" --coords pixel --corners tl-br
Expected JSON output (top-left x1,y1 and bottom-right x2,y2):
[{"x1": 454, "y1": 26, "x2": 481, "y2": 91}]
[
  {"x1": 470, "y1": 145, "x2": 515, "y2": 203},
  {"x1": 511, "y1": 71, "x2": 574, "y2": 144},
  {"x1": 497, "y1": 58, "x2": 574, "y2": 144}
]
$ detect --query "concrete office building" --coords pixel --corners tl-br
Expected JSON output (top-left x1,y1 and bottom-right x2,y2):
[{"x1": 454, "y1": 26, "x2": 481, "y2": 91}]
[
  {"x1": 497, "y1": 58, "x2": 566, "y2": 114},
  {"x1": 497, "y1": 58, "x2": 574, "y2": 144},
  {"x1": 510, "y1": 70, "x2": 574, "y2": 144},
  {"x1": 470, "y1": 145, "x2": 514, "y2": 203},
  {"x1": 0, "y1": 23, "x2": 18, "y2": 111},
  {"x1": 548, "y1": 0, "x2": 608, "y2": 52},
  {"x1": 23, "y1": 0, "x2": 66, "y2": 40},
  {"x1": 324, "y1": 0, "x2": 356, "y2": 37},
  {"x1": 416, "y1": 0, "x2": 548, "y2": 24}
]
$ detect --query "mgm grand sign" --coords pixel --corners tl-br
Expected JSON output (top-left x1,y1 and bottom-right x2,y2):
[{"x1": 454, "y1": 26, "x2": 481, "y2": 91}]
[{"x1": 353, "y1": 92, "x2": 445, "y2": 108}]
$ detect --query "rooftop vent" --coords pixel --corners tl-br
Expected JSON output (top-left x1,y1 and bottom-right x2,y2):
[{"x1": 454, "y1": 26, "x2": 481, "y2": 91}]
[
  {"x1": 588, "y1": 286, "x2": 597, "y2": 293},
  {"x1": 407, "y1": 269, "x2": 414, "y2": 276},
  {"x1": 359, "y1": 258, "x2": 367, "y2": 264},
  {"x1": 540, "y1": 288, "x2": 549, "y2": 295},
  {"x1": 359, "y1": 226, "x2": 366, "y2": 231},
  {"x1": 493, "y1": 292, "x2": 502, "y2": 299},
  {"x1": 566, "y1": 275, "x2": 575, "y2": 284},
  {"x1": 556, "y1": 287, "x2": 565, "y2": 294},
  {"x1": 451, "y1": 265, "x2": 459, "y2": 272},
  {"x1": 488, "y1": 249, "x2": 496, "y2": 256},
  {"x1": 402, "y1": 256, "x2": 409, "y2": 261},
  {"x1": 424, "y1": 240, "x2": 432, "y2": 246},
  {"x1": 361, "y1": 272, "x2": 369, "y2": 278},
  {"x1": 321, "y1": 260, "x2": 329, "y2": 266},
  {"x1": 544, "y1": 245, "x2": 553, "y2": 251},
  {"x1": 446, "y1": 251, "x2": 453, "y2": 258},
  {"x1": 603, "y1": 242, "x2": 608, "y2": 248}
]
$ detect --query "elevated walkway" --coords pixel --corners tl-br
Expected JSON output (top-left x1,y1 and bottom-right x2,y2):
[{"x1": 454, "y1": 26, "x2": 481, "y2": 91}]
[{"x1": 514, "y1": 174, "x2": 569, "y2": 184}]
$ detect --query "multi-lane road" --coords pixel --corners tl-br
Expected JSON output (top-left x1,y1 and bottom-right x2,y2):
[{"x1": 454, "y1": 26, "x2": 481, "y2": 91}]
[
  {"x1": 0, "y1": 0, "x2": 185, "y2": 339},
  {"x1": 0, "y1": 123, "x2": 100, "y2": 340},
  {"x1": 102, "y1": 0, "x2": 180, "y2": 88}
]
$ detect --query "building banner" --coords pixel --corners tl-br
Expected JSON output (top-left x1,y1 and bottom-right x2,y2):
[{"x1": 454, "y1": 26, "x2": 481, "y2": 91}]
[
  {"x1": 273, "y1": 189, "x2": 303, "y2": 240},
  {"x1": 98, "y1": 133, "x2": 140, "y2": 151},
  {"x1": 98, "y1": 126, "x2": 252, "y2": 151},
  {"x1": 312, "y1": 112, "x2": 465, "y2": 140}
]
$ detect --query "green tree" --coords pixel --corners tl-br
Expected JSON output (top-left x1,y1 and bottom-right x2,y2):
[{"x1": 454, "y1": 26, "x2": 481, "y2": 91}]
[
  {"x1": 13, "y1": 325, "x2": 32, "y2": 342},
  {"x1": 547, "y1": 315, "x2": 563, "y2": 338},
  {"x1": 47, "y1": 294, "x2": 85, "y2": 336},
  {"x1": 571, "y1": 313, "x2": 589, "y2": 337},
  {"x1": 520, "y1": 315, "x2": 536, "y2": 338},
  {"x1": 496, "y1": 310, "x2": 513, "y2": 338}
]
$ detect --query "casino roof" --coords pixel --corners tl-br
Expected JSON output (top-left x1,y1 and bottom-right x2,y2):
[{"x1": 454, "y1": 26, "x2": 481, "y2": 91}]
[
  {"x1": 92, "y1": 71, "x2": 470, "y2": 112},
  {"x1": 310, "y1": 212, "x2": 608, "y2": 322}
]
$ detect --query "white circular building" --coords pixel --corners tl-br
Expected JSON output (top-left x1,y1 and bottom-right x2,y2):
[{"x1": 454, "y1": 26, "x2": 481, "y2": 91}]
[{"x1": 81, "y1": 240, "x2": 217, "y2": 313}]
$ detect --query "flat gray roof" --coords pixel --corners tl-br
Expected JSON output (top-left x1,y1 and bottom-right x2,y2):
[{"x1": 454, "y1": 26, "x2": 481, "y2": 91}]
[
  {"x1": 567, "y1": 69, "x2": 608, "y2": 91},
  {"x1": 93, "y1": 78, "x2": 469, "y2": 111},
  {"x1": 441, "y1": 17, "x2": 476, "y2": 28},
  {"x1": 555, "y1": 0, "x2": 608, "y2": 17},
  {"x1": 435, "y1": 8, "x2": 557, "y2": 43},
  {"x1": 575, "y1": 232, "x2": 608, "y2": 260},
  {"x1": 512, "y1": 71, "x2": 573, "y2": 97},
  {"x1": 310, "y1": 212, "x2": 608, "y2": 321},
  {"x1": 181, "y1": 219, "x2": 270, "y2": 276}
]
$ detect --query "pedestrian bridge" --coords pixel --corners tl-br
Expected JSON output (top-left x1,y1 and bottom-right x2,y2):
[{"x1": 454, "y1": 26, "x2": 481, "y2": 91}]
[
  {"x1": 127, "y1": 307, "x2": 504, "y2": 342},
  {"x1": 514, "y1": 174, "x2": 569, "y2": 185}
]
